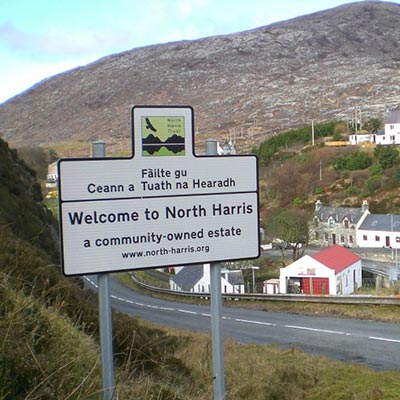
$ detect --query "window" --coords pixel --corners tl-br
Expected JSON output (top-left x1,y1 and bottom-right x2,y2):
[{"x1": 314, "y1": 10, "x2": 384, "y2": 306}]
[
  {"x1": 314, "y1": 217, "x2": 319, "y2": 227},
  {"x1": 363, "y1": 234, "x2": 367, "y2": 241},
  {"x1": 328, "y1": 217, "x2": 334, "y2": 228},
  {"x1": 375, "y1": 235, "x2": 380, "y2": 242},
  {"x1": 390, "y1": 124, "x2": 395, "y2": 130},
  {"x1": 349, "y1": 235, "x2": 353, "y2": 244},
  {"x1": 315, "y1": 232, "x2": 319, "y2": 240},
  {"x1": 324, "y1": 233, "x2": 329, "y2": 241},
  {"x1": 391, "y1": 135, "x2": 396, "y2": 141},
  {"x1": 340, "y1": 235, "x2": 345, "y2": 243},
  {"x1": 344, "y1": 219, "x2": 349, "y2": 229}
]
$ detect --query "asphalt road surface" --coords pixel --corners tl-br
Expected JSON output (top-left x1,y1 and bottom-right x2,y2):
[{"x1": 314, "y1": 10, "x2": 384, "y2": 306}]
[{"x1": 86, "y1": 275, "x2": 400, "y2": 371}]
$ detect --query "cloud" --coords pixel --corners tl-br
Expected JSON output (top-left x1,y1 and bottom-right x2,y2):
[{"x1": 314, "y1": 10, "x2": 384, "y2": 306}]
[{"x1": 0, "y1": 22, "x2": 131, "y2": 58}]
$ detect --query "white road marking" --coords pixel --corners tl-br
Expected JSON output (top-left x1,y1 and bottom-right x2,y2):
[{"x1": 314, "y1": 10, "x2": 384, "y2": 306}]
[
  {"x1": 285, "y1": 325, "x2": 346, "y2": 335},
  {"x1": 84, "y1": 276, "x2": 98, "y2": 288},
  {"x1": 178, "y1": 309, "x2": 197, "y2": 315},
  {"x1": 235, "y1": 318, "x2": 275, "y2": 326},
  {"x1": 369, "y1": 336, "x2": 400, "y2": 343}
]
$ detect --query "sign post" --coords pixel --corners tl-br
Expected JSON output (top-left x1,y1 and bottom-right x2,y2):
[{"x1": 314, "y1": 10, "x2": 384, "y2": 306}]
[
  {"x1": 92, "y1": 141, "x2": 115, "y2": 400},
  {"x1": 207, "y1": 139, "x2": 226, "y2": 399}
]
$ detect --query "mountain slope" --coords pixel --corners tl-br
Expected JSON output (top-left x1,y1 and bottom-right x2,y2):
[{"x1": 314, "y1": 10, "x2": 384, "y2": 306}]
[{"x1": 0, "y1": 1, "x2": 400, "y2": 155}]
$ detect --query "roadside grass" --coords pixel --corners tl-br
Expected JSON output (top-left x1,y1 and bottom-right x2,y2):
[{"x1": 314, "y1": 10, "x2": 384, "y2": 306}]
[
  {"x1": 171, "y1": 330, "x2": 400, "y2": 400},
  {"x1": 43, "y1": 197, "x2": 59, "y2": 217}
]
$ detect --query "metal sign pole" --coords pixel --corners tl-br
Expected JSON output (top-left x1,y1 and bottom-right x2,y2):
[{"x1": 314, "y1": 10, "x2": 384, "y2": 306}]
[
  {"x1": 206, "y1": 139, "x2": 226, "y2": 400},
  {"x1": 92, "y1": 141, "x2": 115, "y2": 400}
]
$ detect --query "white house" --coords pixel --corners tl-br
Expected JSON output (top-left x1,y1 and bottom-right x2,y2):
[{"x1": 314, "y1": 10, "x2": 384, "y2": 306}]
[
  {"x1": 349, "y1": 109, "x2": 400, "y2": 146},
  {"x1": 170, "y1": 264, "x2": 245, "y2": 294},
  {"x1": 374, "y1": 109, "x2": 400, "y2": 145},
  {"x1": 279, "y1": 244, "x2": 362, "y2": 295},
  {"x1": 46, "y1": 161, "x2": 58, "y2": 188},
  {"x1": 357, "y1": 214, "x2": 400, "y2": 248}
]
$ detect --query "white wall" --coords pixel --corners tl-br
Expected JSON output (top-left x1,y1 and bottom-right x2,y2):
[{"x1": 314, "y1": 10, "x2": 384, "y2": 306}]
[
  {"x1": 335, "y1": 260, "x2": 362, "y2": 295},
  {"x1": 349, "y1": 134, "x2": 373, "y2": 145},
  {"x1": 279, "y1": 255, "x2": 336, "y2": 295},
  {"x1": 375, "y1": 122, "x2": 400, "y2": 145},
  {"x1": 357, "y1": 229, "x2": 400, "y2": 248}
]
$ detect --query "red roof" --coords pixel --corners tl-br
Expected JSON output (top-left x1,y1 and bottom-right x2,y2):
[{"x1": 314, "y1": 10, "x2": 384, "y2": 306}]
[{"x1": 311, "y1": 244, "x2": 361, "y2": 273}]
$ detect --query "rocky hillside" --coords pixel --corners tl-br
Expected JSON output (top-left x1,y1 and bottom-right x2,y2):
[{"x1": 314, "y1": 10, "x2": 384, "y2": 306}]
[{"x1": 1, "y1": 1, "x2": 400, "y2": 156}]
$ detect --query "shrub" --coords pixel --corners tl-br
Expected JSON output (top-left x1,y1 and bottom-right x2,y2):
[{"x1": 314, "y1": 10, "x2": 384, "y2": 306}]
[
  {"x1": 333, "y1": 151, "x2": 372, "y2": 171},
  {"x1": 374, "y1": 145, "x2": 400, "y2": 169}
]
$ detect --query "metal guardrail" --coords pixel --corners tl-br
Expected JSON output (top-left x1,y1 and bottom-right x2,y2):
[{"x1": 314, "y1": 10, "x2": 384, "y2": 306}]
[{"x1": 130, "y1": 274, "x2": 400, "y2": 306}]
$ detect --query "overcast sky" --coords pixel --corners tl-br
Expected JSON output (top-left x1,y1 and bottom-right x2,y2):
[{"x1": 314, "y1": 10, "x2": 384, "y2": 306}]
[{"x1": 1, "y1": 0, "x2": 397, "y2": 104}]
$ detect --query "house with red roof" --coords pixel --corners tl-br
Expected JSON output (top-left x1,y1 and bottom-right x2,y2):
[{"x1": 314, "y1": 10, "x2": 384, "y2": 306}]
[{"x1": 279, "y1": 245, "x2": 362, "y2": 295}]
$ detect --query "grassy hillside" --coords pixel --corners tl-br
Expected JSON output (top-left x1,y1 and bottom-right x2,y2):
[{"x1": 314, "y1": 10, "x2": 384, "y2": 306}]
[{"x1": 2, "y1": 135, "x2": 400, "y2": 399}]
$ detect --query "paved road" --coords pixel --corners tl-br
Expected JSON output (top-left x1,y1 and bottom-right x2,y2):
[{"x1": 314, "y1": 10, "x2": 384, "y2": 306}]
[{"x1": 86, "y1": 275, "x2": 400, "y2": 371}]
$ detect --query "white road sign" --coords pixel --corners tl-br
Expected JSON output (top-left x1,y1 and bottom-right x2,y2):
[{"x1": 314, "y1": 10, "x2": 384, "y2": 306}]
[{"x1": 58, "y1": 106, "x2": 259, "y2": 275}]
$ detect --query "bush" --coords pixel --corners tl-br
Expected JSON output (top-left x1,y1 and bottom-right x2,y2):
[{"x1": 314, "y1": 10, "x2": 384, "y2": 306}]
[
  {"x1": 374, "y1": 145, "x2": 400, "y2": 169},
  {"x1": 334, "y1": 151, "x2": 372, "y2": 171}
]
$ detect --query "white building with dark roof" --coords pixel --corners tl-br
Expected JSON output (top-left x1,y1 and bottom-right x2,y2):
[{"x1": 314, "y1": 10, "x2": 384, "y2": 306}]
[
  {"x1": 357, "y1": 214, "x2": 400, "y2": 248},
  {"x1": 169, "y1": 264, "x2": 245, "y2": 294},
  {"x1": 349, "y1": 108, "x2": 400, "y2": 146},
  {"x1": 374, "y1": 109, "x2": 400, "y2": 145}
]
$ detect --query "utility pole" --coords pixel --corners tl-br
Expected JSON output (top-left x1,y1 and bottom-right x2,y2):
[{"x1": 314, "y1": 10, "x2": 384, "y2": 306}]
[
  {"x1": 311, "y1": 119, "x2": 315, "y2": 146},
  {"x1": 320, "y1": 160, "x2": 322, "y2": 181}
]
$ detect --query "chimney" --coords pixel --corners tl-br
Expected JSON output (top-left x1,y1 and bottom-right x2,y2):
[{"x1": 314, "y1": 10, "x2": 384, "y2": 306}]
[
  {"x1": 361, "y1": 200, "x2": 368, "y2": 212},
  {"x1": 315, "y1": 200, "x2": 322, "y2": 211}
]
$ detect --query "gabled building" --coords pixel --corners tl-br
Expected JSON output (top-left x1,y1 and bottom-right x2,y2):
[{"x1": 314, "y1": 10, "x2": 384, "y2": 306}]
[
  {"x1": 169, "y1": 264, "x2": 245, "y2": 294},
  {"x1": 374, "y1": 109, "x2": 400, "y2": 145},
  {"x1": 310, "y1": 200, "x2": 370, "y2": 248},
  {"x1": 349, "y1": 108, "x2": 400, "y2": 146},
  {"x1": 279, "y1": 244, "x2": 362, "y2": 295},
  {"x1": 357, "y1": 214, "x2": 400, "y2": 248}
]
